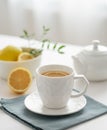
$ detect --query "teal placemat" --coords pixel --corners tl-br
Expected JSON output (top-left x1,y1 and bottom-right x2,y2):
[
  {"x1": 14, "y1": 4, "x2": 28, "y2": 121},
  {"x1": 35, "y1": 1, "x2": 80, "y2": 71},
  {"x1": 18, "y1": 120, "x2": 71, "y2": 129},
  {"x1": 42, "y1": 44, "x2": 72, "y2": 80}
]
[{"x1": 0, "y1": 95, "x2": 107, "y2": 130}]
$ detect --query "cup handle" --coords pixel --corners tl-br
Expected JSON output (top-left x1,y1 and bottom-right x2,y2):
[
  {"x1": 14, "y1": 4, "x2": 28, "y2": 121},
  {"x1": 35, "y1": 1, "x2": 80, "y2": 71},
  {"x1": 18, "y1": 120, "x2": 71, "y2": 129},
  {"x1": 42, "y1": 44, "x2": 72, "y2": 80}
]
[{"x1": 71, "y1": 75, "x2": 89, "y2": 97}]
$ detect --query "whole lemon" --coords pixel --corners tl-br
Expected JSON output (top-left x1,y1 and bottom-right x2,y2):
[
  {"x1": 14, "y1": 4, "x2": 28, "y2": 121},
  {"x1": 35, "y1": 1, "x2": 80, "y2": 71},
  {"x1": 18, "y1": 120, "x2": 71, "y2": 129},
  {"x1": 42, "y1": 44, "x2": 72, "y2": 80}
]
[{"x1": 0, "y1": 45, "x2": 22, "y2": 61}]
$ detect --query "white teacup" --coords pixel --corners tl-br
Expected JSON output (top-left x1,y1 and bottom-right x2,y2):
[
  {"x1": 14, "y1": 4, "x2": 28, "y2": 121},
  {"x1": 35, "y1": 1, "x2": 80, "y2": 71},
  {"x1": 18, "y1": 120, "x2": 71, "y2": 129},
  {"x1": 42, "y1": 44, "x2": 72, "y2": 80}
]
[{"x1": 36, "y1": 64, "x2": 89, "y2": 109}]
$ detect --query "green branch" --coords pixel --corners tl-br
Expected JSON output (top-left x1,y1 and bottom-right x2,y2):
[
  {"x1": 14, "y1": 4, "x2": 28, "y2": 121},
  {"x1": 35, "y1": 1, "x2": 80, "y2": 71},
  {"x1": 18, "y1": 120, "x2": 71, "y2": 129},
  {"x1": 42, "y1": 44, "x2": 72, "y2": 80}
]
[{"x1": 20, "y1": 26, "x2": 65, "y2": 54}]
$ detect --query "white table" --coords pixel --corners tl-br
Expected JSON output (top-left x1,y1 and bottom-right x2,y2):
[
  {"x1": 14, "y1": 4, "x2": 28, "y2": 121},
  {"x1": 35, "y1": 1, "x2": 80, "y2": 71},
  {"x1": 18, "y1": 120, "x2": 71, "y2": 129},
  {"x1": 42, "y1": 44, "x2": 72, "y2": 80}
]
[{"x1": 0, "y1": 35, "x2": 107, "y2": 130}]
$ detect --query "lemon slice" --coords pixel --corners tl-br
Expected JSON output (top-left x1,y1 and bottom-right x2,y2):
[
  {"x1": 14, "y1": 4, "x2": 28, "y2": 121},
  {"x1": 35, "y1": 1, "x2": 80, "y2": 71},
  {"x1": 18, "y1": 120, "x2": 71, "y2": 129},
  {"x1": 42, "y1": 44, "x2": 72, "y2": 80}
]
[
  {"x1": 18, "y1": 52, "x2": 33, "y2": 61},
  {"x1": 8, "y1": 67, "x2": 32, "y2": 94},
  {"x1": 0, "y1": 45, "x2": 22, "y2": 61}
]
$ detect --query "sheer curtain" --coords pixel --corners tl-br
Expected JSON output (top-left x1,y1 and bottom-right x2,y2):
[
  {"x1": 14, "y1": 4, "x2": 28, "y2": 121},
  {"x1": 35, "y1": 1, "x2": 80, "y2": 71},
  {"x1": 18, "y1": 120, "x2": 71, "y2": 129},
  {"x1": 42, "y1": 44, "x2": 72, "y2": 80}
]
[{"x1": 0, "y1": 0, "x2": 107, "y2": 45}]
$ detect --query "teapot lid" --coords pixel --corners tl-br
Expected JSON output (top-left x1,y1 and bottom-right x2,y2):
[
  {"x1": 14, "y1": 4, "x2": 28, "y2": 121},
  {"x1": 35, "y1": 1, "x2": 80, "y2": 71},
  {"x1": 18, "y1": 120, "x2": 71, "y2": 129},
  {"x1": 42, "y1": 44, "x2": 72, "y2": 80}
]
[{"x1": 83, "y1": 40, "x2": 107, "y2": 56}]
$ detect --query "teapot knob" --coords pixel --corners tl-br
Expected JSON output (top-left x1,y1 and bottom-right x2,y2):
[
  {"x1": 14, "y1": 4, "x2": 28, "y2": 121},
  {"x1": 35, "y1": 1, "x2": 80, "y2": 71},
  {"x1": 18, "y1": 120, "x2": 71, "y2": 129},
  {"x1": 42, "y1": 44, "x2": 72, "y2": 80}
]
[{"x1": 92, "y1": 40, "x2": 100, "y2": 50}]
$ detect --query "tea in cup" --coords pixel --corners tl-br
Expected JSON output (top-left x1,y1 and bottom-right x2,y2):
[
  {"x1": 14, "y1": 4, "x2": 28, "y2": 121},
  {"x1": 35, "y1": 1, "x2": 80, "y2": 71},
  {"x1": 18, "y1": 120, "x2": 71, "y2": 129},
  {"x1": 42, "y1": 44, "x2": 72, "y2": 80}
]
[{"x1": 36, "y1": 64, "x2": 89, "y2": 109}]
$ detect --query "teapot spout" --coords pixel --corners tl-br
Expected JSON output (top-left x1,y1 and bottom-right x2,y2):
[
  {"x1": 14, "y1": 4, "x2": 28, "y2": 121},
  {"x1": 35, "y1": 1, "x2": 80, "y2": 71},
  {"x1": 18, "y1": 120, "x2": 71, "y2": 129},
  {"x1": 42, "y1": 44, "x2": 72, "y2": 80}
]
[{"x1": 72, "y1": 55, "x2": 87, "y2": 74}]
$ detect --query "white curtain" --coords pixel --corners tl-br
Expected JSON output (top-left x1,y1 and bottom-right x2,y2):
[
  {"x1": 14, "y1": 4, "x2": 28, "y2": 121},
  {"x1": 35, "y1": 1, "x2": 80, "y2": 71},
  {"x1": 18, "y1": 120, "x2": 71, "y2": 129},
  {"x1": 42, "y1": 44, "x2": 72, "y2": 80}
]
[{"x1": 0, "y1": 0, "x2": 107, "y2": 45}]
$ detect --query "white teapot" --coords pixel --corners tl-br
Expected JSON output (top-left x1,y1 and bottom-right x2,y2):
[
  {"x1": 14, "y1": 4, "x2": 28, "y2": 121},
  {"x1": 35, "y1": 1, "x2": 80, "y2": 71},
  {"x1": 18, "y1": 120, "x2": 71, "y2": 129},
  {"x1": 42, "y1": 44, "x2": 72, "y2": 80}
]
[{"x1": 72, "y1": 40, "x2": 107, "y2": 81}]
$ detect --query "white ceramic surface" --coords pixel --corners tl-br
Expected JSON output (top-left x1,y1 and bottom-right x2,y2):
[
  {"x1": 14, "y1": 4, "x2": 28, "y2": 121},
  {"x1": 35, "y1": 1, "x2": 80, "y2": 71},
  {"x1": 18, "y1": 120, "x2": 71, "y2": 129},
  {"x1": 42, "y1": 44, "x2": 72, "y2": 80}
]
[
  {"x1": 72, "y1": 40, "x2": 107, "y2": 81},
  {"x1": 24, "y1": 91, "x2": 87, "y2": 116},
  {"x1": 0, "y1": 54, "x2": 41, "y2": 79},
  {"x1": 36, "y1": 64, "x2": 88, "y2": 109}
]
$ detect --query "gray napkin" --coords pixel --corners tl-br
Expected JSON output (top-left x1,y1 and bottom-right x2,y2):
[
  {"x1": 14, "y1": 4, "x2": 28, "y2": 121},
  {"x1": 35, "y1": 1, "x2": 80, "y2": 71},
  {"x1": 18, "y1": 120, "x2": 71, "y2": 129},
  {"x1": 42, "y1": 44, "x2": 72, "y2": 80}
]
[{"x1": 0, "y1": 95, "x2": 107, "y2": 130}]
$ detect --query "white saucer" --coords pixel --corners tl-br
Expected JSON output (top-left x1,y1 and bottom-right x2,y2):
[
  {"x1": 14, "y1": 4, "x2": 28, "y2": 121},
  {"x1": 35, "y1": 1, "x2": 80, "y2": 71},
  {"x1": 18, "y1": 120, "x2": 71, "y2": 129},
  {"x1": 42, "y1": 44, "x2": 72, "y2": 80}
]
[{"x1": 24, "y1": 92, "x2": 87, "y2": 116}]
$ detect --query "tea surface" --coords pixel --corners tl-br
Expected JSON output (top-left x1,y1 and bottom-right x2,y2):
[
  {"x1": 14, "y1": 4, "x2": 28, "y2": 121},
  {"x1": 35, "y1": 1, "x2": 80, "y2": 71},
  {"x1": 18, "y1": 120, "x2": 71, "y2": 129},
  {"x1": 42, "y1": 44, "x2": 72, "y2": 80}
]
[{"x1": 42, "y1": 70, "x2": 69, "y2": 77}]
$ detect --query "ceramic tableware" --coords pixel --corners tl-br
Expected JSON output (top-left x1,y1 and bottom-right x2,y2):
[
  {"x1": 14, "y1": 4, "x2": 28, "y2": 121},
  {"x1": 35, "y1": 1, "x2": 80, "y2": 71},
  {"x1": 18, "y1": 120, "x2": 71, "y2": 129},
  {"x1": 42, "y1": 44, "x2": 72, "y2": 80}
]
[
  {"x1": 72, "y1": 40, "x2": 107, "y2": 81},
  {"x1": 24, "y1": 91, "x2": 87, "y2": 116},
  {"x1": 36, "y1": 64, "x2": 89, "y2": 109}
]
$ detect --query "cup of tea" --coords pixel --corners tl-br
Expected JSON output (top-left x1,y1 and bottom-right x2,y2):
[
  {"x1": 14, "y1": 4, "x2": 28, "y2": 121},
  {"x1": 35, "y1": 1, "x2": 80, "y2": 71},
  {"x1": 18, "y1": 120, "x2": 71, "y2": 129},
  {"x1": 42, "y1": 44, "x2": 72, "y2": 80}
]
[{"x1": 36, "y1": 64, "x2": 89, "y2": 109}]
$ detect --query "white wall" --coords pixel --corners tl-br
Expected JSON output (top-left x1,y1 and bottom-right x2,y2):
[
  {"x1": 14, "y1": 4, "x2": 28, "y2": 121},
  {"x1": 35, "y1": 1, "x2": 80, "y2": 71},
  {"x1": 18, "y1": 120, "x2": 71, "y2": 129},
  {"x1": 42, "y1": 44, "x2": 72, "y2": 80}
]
[{"x1": 0, "y1": 0, "x2": 107, "y2": 45}]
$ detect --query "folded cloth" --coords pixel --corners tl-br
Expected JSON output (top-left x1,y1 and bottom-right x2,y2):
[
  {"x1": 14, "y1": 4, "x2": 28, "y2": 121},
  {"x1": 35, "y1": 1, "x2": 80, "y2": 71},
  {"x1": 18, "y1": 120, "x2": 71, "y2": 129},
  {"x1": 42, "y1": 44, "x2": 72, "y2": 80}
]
[{"x1": 0, "y1": 95, "x2": 107, "y2": 130}]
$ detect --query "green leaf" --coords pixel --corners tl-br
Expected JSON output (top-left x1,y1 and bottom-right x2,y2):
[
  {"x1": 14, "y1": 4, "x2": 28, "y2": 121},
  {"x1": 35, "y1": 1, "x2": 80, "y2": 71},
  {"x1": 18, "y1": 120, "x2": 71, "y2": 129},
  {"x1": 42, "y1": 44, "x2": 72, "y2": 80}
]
[
  {"x1": 42, "y1": 39, "x2": 50, "y2": 43},
  {"x1": 30, "y1": 49, "x2": 42, "y2": 57},
  {"x1": 47, "y1": 42, "x2": 50, "y2": 49},
  {"x1": 42, "y1": 26, "x2": 50, "y2": 35},
  {"x1": 57, "y1": 45, "x2": 65, "y2": 54},
  {"x1": 41, "y1": 42, "x2": 45, "y2": 48},
  {"x1": 53, "y1": 43, "x2": 57, "y2": 50},
  {"x1": 20, "y1": 30, "x2": 36, "y2": 41},
  {"x1": 23, "y1": 30, "x2": 28, "y2": 36}
]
